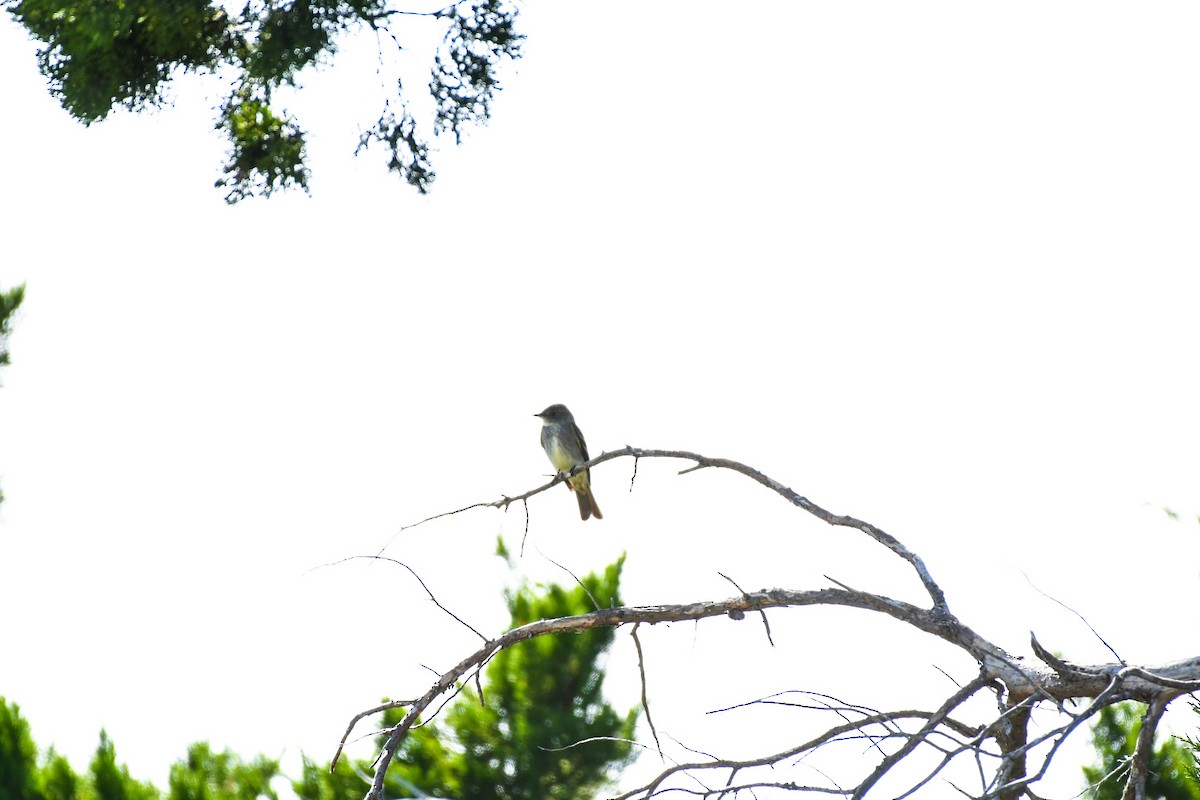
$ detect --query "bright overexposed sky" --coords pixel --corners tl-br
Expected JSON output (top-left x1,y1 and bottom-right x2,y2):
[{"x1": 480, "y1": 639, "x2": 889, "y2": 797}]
[{"x1": 2, "y1": 2, "x2": 1199, "y2": 797}]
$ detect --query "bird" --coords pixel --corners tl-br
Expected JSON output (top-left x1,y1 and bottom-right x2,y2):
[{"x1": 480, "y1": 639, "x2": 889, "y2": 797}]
[{"x1": 535, "y1": 404, "x2": 603, "y2": 520}]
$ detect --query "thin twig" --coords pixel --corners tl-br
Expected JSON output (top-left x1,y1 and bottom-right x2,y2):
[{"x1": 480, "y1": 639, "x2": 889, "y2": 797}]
[
  {"x1": 520, "y1": 497, "x2": 529, "y2": 555},
  {"x1": 1023, "y1": 572, "x2": 1124, "y2": 664},
  {"x1": 378, "y1": 500, "x2": 497, "y2": 554},
  {"x1": 538, "y1": 735, "x2": 647, "y2": 753},
  {"x1": 345, "y1": 555, "x2": 488, "y2": 641},
  {"x1": 535, "y1": 545, "x2": 600, "y2": 610},
  {"x1": 331, "y1": 699, "x2": 412, "y2": 771},
  {"x1": 851, "y1": 675, "x2": 991, "y2": 798},
  {"x1": 631, "y1": 623, "x2": 663, "y2": 760}
]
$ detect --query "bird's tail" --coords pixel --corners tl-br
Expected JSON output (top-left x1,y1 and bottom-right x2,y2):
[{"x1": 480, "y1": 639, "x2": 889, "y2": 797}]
[{"x1": 572, "y1": 476, "x2": 603, "y2": 521}]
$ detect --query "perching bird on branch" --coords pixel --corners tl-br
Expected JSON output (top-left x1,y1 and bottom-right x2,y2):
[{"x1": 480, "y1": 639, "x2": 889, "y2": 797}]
[{"x1": 535, "y1": 404, "x2": 603, "y2": 521}]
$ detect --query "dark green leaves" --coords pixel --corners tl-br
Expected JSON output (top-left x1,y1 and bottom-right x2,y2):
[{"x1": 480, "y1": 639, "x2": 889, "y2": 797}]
[
  {"x1": 215, "y1": 87, "x2": 310, "y2": 204},
  {"x1": 242, "y1": 0, "x2": 384, "y2": 86},
  {"x1": 431, "y1": 0, "x2": 524, "y2": 144},
  {"x1": 6, "y1": 0, "x2": 524, "y2": 199},
  {"x1": 7, "y1": 0, "x2": 228, "y2": 122},
  {"x1": 357, "y1": 100, "x2": 435, "y2": 193}
]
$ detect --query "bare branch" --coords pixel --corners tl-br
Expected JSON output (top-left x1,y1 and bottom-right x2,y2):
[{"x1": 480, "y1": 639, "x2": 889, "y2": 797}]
[
  {"x1": 852, "y1": 674, "x2": 992, "y2": 799},
  {"x1": 612, "y1": 708, "x2": 975, "y2": 800},
  {"x1": 343, "y1": 448, "x2": 1200, "y2": 800},
  {"x1": 331, "y1": 699, "x2": 412, "y2": 772},
  {"x1": 1121, "y1": 695, "x2": 1170, "y2": 800},
  {"x1": 707, "y1": 690, "x2": 982, "y2": 743},
  {"x1": 390, "y1": 447, "x2": 948, "y2": 608},
  {"x1": 1119, "y1": 665, "x2": 1200, "y2": 692},
  {"x1": 631, "y1": 623, "x2": 663, "y2": 760}
]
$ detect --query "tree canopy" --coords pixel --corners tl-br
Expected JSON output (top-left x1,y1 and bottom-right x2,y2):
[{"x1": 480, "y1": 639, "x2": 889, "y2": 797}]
[{"x1": 3, "y1": 0, "x2": 522, "y2": 202}]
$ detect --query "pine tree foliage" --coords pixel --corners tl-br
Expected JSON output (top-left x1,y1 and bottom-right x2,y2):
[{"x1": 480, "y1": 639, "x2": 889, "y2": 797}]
[
  {"x1": 1180, "y1": 702, "x2": 1200, "y2": 789},
  {"x1": 0, "y1": 556, "x2": 635, "y2": 800},
  {"x1": 0, "y1": 698, "x2": 44, "y2": 800},
  {"x1": 89, "y1": 732, "x2": 159, "y2": 800},
  {"x1": 167, "y1": 743, "x2": 278, "y2": 800},
  {"x1": 298, "y1": 550, "x2": 638, "y2": 800},
  {"x1": 1084, "y1": 702, "x2": 1200, "y2": 800},
  {"x1": 0, "y1": 701, "x2": 281, "y2": 800},
  {"x1": 37, "y1": 752, "x2": 80, "y2": 800}
]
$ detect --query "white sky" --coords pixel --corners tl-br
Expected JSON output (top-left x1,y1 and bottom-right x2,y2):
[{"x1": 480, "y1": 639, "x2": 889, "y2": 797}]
[{"x1": 1, "y1": 2, "x2": 1199, "y2": 798}]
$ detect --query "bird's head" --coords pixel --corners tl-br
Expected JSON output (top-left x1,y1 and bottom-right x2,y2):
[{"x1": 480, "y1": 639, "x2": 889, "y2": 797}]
[{"x1": 535, "y1": 404, "x2": 573, "y2": 423}]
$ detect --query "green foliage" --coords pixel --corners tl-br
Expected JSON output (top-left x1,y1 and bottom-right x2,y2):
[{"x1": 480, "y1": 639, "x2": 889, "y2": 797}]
[
  {"x1": 1083, "y1": 702, "x2": 1200, "y2": 800},
  {"x1": 0, "y1": 710, "x2": 277, "y2": 800},
  {"x1": 5, "y1": 0, "x2": 524, "y2": 200},
  {"x1": 0, "y1": 701, "x2": 81, "y2": 800},
  {"x1": 89, "y1": 731, "x2": 159, "y2": 800},
  {"x1": 166, "y1": 742, "x2": 278, "y2": 800},
  {"x1": 0, "y1": 283, "x2": 24, "y2": 372},
  {"x1": 0, "y1": 283, "x2": 21, "y2": 505},
  {"x1": 1180, "y1": 702, "x2": 1200, "y2": 787},
  {"x1": 430, "y1": 0, "x2": 524, "y2": 144},
  {"x1": 37, "y1": 751, "x2": 80, "y2": 800},
  {"x1": 300, "y1": 552, "x2": 638, "y2": 800},
  {"x1": 0, "y1": 698, "x2": 44, "y2": 800},
  {"x1": 6, "y1": 0, "x2": 227, "y2": 122},
  {"x1": 293, "y1": 755, "x2": 366, "y2": 800},
  {"x1": 357, "y1": 104, "x2": 435, "y2": 194},
  {"x1": 242, "y1": 0, "x2": 383, "y2": 86},
  {"x1": 397, "y1": 553, "x2": 637, "y2": 799},
  {"x1": 215, "y1": 87, "x2": 310, "y2": 204},
  {"x1": 0, "y1": 556, "x2": 634, "y2": 800}
]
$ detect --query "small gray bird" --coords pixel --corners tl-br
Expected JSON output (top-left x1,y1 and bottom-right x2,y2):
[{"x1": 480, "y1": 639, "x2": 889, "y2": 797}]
[{"x1": 535, "y1": 404, "x2": 603, "y2": 521}]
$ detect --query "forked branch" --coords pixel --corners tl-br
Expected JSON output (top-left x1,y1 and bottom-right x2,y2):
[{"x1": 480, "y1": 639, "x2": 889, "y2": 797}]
[{"x1": 343, "y1": 448, "x2": 1199, "y2": 800}]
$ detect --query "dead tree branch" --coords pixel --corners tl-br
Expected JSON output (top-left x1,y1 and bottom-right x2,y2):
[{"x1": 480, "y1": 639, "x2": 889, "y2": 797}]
[
  {"x1": 1121, "y1": 695, "x2": 1172, "y2": 800},
  {"x1": 341, "y1": 448, "x2": 1199, "y2": 800}
]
